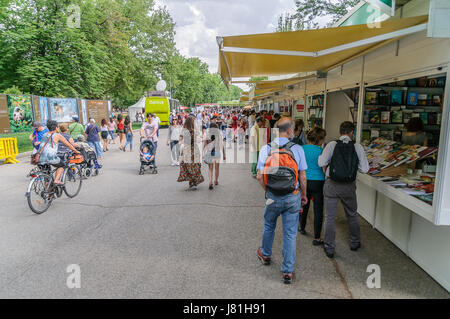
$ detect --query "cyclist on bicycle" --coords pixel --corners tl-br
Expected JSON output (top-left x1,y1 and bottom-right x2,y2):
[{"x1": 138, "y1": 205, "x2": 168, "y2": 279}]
[{"x1": 38, "y1": 120, "x2": 80, "y2": 185}]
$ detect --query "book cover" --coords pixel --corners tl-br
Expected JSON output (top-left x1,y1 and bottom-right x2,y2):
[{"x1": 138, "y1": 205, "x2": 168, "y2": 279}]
[
  {"x1": 403, "y1": 112, "x2": 412, "y2": 124},
  {"x1": 419, "y1": 112, "x2": 428, "y2": 125},
  {"x1": 391, "y1": 90, "x2": 403, "y2": 105},
  {"x1": 407, "y1": 92, "x2": 419, "y2": 106},
  {"x1": 428, "y1": 113, "x2": 437, "y2": 125},
  {"x1": 369, "y1": 111, "x2": 380, "y2": 124},
  {"x1": 365, "y1": 91, "x2": 378, "y2": 105},
  {"x1": 370, "y1": 129, "x2": 380, "y2": 139},
  {"x1": 362, "y1": 130, "x2": 371, "y2": 142},
  {"x1": 406, "y1": 78, "x2": 417, "y2": 87},
  {"x1": 381, "y1": 111, "x2": 390, "y2": 124},
  {"x1": 391, "y1": 111, "x2": 403, "y2": 124}
]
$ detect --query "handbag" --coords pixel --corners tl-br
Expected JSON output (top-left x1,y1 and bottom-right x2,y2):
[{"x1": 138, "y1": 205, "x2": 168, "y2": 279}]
[{"x1": 31, "y1": 133, "x2": 53, "y2": 165}]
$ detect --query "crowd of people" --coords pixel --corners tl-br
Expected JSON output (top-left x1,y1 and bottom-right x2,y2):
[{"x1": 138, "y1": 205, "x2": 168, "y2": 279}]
[{"x1": 30, "y1": 106, "x2": 371, "y2": 285}]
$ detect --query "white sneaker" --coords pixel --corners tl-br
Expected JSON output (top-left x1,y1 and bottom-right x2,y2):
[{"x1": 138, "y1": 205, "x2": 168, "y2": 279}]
[{"x1": 171, "y1": 162, "x2": 176, "y2": 166}]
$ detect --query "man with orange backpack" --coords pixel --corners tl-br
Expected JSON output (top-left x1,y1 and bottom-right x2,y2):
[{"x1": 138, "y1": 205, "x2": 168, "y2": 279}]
[{"x1": 256, "y1": 117, "x2": 308, "y2": 284}]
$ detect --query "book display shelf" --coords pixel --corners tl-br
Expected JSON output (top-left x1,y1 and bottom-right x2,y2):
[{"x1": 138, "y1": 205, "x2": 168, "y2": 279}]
[
  {"x1": 359, "y1": 74, "x2": 446, "y2": 211},
  {"x1": 362, "y1": 74, "x2": 445, "y2": 145},
  {"x1": 307, "y1": 94, "x2": 324, "y2": 129}
]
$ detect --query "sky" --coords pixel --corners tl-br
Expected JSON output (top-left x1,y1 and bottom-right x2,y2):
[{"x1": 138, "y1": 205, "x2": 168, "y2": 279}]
[{"x1": 153, "y1": 0, "x2": 299, "y2": 89}]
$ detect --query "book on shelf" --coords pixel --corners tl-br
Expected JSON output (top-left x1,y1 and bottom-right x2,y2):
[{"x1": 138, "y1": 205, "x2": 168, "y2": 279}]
[
  {"x1": 407, "y1": 92, "x2": 419, "y2": 106},
  {"x1": 370, "y1": 129, "x2": 380, "y2": 139},
  {"x1": 391, "y1": 111, "x2": 403, "y2": 124},
  {"x1": 437, "y1": 113, "x2": 442, "y2": 125},
  {"x1": 403, "y1": 110, "x2": 413, "y2": 123},
  {"x1": 380, "y1": 130, "x2": 394, "y2": 140},
  {"x1": 365, "y1": 91, "x2": 378, "y2": 105},
  {"x1": 369, "y1": 111, "x2": 380, "y2": 124},
  {"x1": 362, "y1": 130, "x2": 371, "y2": 142},
  {"x1": 419, "y1": 112, "x2": 428, "y2": 125},
  {"x1": 391, "y1": 90, "x2": 403, "y2": 105},
  {"x1": 406, "y1": 78, "x2": 417, "y2": 87},
  {"x1": 433, "y1": 95, "x2": 442, "y2": 106},
  {"x1": 381, "y1": 111, "x2": 390, "y2": 124}
]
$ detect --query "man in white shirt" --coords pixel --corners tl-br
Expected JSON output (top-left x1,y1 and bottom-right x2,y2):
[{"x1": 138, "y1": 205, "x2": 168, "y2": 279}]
[
  {"x1": 318, "y1": 121, "x2": 369, "y2": 259},
  {"x1": 152, "y1": 113, "x2": 161, "y2": 137}
]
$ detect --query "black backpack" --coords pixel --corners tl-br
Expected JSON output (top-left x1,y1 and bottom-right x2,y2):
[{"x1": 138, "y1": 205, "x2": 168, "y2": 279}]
[{"x1": 329, "y1": 140, "x2": 359, "y2": 183}]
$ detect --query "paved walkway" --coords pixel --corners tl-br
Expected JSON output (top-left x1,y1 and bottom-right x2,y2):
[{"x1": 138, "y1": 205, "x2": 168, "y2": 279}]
[{"x1": 0, "y1": 129, "x2": 448, "y2": 298}]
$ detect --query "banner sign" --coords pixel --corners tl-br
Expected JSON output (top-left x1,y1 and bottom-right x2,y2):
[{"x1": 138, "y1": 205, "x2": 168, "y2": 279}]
[
  {"x1": 48, "y1": 98, "x2": 79, "y2": 123},
  {"x1": 0, "y1": 95, "x2": 10, "y2": 133},
  {"x1": 39, "y1": 97, "x2": 49, "y2": 124},
  {"x1": 7, "y1": 95, "x2": 33, "y2": 132},
  {"x1": 81, "y1": 99, "x2": 89, "y2": 125},
  {"x1": 87, "y1": 100, "x2": 108, "y2": 125}
]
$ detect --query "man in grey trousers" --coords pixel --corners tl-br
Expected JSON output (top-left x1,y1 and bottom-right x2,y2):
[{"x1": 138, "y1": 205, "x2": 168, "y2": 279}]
[{"x1": 318, "y1": 122, "x2": 369, "y2": 258}]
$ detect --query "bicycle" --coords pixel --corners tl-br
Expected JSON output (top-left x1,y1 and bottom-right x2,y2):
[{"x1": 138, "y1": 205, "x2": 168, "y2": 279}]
[{"x1": 26, "y1": 155, "x2": 83, "y2": 214}]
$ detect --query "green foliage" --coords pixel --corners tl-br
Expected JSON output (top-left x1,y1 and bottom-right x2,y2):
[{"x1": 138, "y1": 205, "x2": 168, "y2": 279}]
[
  {"x1": 0, "y1": 0, "x2": 176, "y2": 108},
  {"x1": 0, "y1": 0, "x2": 240, "y2": 110},
  {"x1": 2, "y1": 86, "x2": 23, "y2": 95},
  {"x1": 277, "y1": 0, "x2": 360, "y2": 31},
  {"x1": 248, "y1": 76, "x2": 269, "y2": 90}
]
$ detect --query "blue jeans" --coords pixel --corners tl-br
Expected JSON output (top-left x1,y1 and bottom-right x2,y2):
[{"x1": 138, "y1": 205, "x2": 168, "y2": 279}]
[
  {"x1": 88, "y1": 141, "x2": 103, "y2": 159},
  {"x1": 124, "y1": 132, "x2": 133, "y2": 151},
  {"x1": 261, "y1": 190, "x2": 301, "y2": 274}
]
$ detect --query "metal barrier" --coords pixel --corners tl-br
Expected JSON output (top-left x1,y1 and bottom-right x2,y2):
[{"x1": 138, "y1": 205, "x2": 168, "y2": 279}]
[{"x1": 0, "y1": 138, "x2": 20, "y2": 164}]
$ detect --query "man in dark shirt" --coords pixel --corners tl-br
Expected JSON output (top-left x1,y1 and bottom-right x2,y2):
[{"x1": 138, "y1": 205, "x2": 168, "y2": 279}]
[{"x1": 85, "y1": 118, "x2": 102, "y2": 159}]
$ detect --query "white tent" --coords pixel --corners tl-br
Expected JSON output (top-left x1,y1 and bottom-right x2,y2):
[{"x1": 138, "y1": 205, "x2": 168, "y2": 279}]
[{"x1": 127, "y1": 96, "x2": 146, "y2": 122}]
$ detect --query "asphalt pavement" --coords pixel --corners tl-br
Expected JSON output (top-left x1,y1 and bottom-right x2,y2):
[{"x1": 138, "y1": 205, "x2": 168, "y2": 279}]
[{"x1": 0, "y1": 129, "x2": 448, "y2": 298}]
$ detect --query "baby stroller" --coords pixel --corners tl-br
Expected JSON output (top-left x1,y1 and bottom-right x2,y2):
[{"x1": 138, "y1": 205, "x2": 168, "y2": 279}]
[
  {"x1": 139, "y1": 138, "x2": 157, "y2": 175},
  {"x1": 76, "y1": 137, "x2": 101, "y2": 178}
]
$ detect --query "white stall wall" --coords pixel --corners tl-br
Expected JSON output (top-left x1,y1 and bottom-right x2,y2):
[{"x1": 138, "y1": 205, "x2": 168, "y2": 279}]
[
  {"x1": 324, "y1": 91, "x2": 354, "y2": 142},
  {"x1": 363, "y1": 31, "x2": 450, "y2": 85},
  {"x1": 327, "y1": 57, "x2": 363, "y2": 92}
]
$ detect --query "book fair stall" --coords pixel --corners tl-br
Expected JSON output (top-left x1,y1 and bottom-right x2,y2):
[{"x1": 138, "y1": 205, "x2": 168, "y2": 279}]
[{"x1": 218, "y1": 0, "x2": 450, "y2": 291}]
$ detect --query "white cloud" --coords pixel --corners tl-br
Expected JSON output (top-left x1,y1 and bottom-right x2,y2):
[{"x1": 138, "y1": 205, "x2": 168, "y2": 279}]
[{"x1": 154, "y1": 0, "x2": 299, "y2": 89}]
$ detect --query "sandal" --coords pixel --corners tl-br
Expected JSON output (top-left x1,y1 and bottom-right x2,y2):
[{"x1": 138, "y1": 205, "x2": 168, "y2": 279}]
[
  {"x1": 209, "y1": 184, "x2": 214, "y2": 190},
  {"x1": 214, "y1": 181, "x2": 218, "y2": 185}
]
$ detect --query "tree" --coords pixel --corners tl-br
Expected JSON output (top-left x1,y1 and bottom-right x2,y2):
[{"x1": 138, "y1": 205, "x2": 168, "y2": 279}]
[
  {"x1": 0, "y1": 0, "x2": 177, "y2": 108},
  {"x1": 276, "y1": 0, "x2": 360, "y2": 31}
]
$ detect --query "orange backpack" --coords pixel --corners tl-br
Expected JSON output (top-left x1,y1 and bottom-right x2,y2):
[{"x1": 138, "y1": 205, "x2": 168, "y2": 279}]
[{"x1": 263, "y1": 142, "x2": 298, "y2": 195}]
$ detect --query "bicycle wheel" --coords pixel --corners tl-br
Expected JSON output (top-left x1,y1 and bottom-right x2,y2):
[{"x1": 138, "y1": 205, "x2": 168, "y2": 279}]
[
  {"x1": 63, "y1": 165, "x2": 82, "y2": 198},
  {"x1": 26, "y1": 174, "x2": 54, "y2": 214}
]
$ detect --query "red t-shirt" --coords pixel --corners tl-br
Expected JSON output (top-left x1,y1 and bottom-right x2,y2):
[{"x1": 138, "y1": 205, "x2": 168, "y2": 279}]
[{"x1": 232, "y1": 116, "x2": 238, "y2": 129}]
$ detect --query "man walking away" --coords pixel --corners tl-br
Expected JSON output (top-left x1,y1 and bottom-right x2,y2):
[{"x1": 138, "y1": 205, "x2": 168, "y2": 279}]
[
  {"x1": 318, "y1": 121, "x2": 369, "y2": 258},
  {"x1": 85, "y1": 119, "x2": 103, "y2": 159},
  {"x1": 256, "y1": 117, "x2": 308, "y2": 284},
  {"x1": 68, "y1": 116, "x2": 85, "y2": 140}
]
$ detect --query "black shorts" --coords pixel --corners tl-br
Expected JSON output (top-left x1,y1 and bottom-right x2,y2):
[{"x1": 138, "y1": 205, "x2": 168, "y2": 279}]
[
  {"x1": 101, "y1": 131, "x2": 108, "y2": 139},
  {"x1": 52, "y1": 154, "x2": 68, "y2": 168}
]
